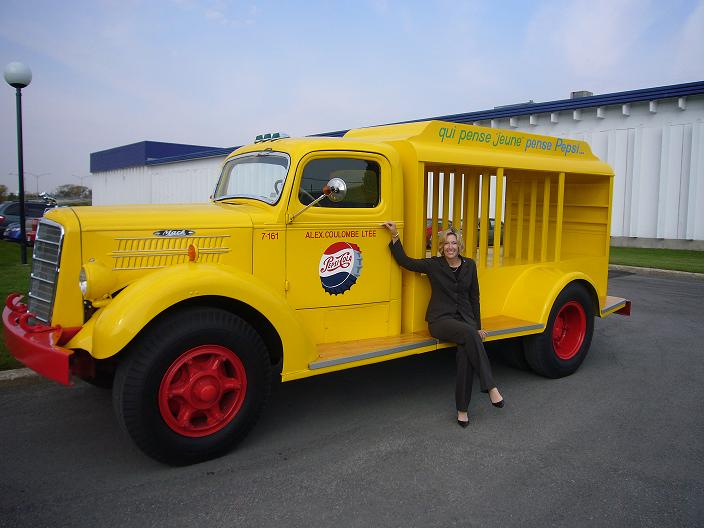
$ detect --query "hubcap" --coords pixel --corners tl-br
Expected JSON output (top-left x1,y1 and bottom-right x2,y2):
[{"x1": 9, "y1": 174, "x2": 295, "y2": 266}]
[
  {"x1": 158, "y1": 345, "x2": 247, "y2": 437},
  {"x1": 552, "y1": 301, "x2": 586, "y2": 360}
]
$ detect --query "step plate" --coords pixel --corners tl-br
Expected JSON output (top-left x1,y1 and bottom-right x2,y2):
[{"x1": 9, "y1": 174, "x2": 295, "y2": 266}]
[{"x1": 310, "y1": 336, "x2": 438, "y2": 370}]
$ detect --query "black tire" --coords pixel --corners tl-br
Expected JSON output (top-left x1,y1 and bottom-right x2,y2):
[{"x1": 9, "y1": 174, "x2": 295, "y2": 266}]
[
  {"x1": 112, "y1": 307, "x2": 271, "y2": 465},
  {"x1": 523, "y1": 283, "x2": 595, "y2": 379}
]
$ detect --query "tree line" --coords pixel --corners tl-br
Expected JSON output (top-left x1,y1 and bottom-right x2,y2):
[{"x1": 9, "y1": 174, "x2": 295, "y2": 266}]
[{"x1": 0, "y1": 184, "x2": 91, "y2": 203}]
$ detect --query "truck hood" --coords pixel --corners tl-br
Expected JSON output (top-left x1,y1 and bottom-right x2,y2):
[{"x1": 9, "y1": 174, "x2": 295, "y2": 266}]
[
  {"x1": 42, "y1": 202, "x2": 262, "y2": 297},
  {"x1": 45, "y1": 202, "x2": 260, "y2": 232}
]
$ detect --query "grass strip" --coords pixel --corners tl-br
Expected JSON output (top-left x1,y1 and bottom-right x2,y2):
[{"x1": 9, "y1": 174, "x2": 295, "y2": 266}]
[
  {"x1": 609, "y1": 247, "x2": 704, "y2": 274},
  {"x1": 0, "y1": 241, "x2": 31, "y2": 370}
]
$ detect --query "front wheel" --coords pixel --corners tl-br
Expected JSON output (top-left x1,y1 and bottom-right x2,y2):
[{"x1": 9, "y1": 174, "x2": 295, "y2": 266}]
[
  {"x1": 112, "y1": 307, "x2": 271, "y2": 465},
  {"x1": 523, "y1": 283, "x2": 595, "y2": 378}
]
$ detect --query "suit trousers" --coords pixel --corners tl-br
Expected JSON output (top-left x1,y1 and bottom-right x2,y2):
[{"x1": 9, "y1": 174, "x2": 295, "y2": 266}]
[{"x1": 428, "y1": 317, "x2": 496, "y2": 412}]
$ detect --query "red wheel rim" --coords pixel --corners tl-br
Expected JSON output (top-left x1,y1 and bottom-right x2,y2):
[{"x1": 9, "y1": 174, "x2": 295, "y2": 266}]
[
  {"x1": 158, "y1": 345, "x2": 247, "y2": 437},
  {"x1": 552, "y1": 301, "x2": 586, "y2": 360}
]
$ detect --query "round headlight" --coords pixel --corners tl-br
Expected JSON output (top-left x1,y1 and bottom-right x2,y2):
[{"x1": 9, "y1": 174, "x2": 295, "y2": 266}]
[{"x1": 79, "y1": 262, "x2": 116, "y2": 301}]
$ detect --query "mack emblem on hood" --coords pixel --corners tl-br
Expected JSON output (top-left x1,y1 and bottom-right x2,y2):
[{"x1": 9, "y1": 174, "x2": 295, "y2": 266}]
[{"x1": 153, "y1": 229, "x2": 195, "y2": 237}]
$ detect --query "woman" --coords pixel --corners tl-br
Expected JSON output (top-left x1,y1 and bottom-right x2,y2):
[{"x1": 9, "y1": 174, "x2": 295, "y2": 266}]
[{"x1": 382, "y1": 221, "x2": 504, "y2": 428}]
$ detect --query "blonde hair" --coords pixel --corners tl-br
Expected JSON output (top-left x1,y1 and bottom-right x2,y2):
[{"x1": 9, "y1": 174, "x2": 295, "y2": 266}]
[{"x1": 438, "y1": 227, "x2": 464, "y2": 256}]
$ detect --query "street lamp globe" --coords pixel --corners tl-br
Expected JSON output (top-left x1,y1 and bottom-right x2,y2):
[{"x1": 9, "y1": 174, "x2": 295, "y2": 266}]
[
  {"x1": 4, "y1": 62, "x2": 32, "y2": 89},
  {"x1": 5, "y1": 61, "x2": 33, "y2": 264}
]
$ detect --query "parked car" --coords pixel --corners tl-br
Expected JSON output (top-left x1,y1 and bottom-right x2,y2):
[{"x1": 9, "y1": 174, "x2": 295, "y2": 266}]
[
  {"x1": 478, "y1": 218, "x2": 504, "y2": 246},
  {"x1": 2, "y1": 218, "x2": 40, "y2": 245},
  {"x1": 0, "y1": 200, "x2": 54, "y2": 236},
  {"x1": 2, "y1": 222, "x2": 21, "y2": 242},
  {"x1": 0, "y1": 198, "x2": 57, "y2": 238}
]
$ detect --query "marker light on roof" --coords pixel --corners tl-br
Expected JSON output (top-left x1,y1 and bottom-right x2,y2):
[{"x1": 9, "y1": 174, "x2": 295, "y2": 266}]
[{"x1": 254, "y1": 132, "x2": 290, "y2": 143}]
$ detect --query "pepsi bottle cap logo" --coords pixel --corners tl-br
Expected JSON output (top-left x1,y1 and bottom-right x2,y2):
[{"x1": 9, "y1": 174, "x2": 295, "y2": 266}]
[{"x1": 319, "y1": 242, "x2": 362, "y2": 295}]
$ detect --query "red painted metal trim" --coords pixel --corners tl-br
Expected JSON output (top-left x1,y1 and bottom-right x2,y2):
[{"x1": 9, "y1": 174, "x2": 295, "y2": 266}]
[
  {"x1": 552, "y1": 301, "x2": 586, "y2": 361},
  {"x1": 57, "y1": 327, "x2": 82, "y2": 346},
  {"x1": 158, "y1": 345, "x2": 247, "y2": 438},
  {"x1": 2, "y1": 294, "x2": 73, "y2": 386}
]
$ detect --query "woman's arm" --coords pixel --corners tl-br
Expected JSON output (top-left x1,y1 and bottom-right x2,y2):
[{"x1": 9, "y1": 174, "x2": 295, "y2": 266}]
[
  {"x1": 382, "y1": 221, "x2": 431, "y2": 274},
  {"x1": 469, "y1": 264, "x2": 488, "y2": 340},
  {"x1": 469, "y1": 261, "x2": 482, "y2": 325}
]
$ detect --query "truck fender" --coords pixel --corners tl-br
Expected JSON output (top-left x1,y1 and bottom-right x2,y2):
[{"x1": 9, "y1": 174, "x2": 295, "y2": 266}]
[
  {"x1": 501, "y1": 266, "x2": 598, "y2": 326},
  {"x1": 66, "y1": 263, "x2": 314, "y2": 367}
]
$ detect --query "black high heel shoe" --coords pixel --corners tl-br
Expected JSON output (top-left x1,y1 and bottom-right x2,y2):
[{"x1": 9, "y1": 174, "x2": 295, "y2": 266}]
[
  {"x1": 457, "y1": 419, "x2": 469, "y2": 428},
  {"x1": 492, "y1": 399, "x2": 504, "y2": 408}
]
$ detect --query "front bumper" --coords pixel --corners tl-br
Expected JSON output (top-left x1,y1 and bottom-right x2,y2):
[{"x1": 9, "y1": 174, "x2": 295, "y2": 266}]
[{"x1": 3, "y1": 293, "x2": 73, "y2": 385}]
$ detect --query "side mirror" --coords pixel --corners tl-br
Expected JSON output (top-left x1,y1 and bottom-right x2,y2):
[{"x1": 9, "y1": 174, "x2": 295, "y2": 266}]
[
  {"x1": 322, "y1": 177, "x2": 347, "y2": 203},
  {"x1": 288, "y1": 177, "x2": 348, "y2": 223}
]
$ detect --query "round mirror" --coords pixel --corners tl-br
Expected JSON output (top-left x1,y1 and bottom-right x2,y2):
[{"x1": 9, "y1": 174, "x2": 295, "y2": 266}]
[{"x1": 324, "y1": 177, "x2": 347, "y2": 202}]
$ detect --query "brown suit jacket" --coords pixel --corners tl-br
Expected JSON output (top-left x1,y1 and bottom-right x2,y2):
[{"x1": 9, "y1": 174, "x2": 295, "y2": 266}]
[{"x1": 389, "y1": 240, "x2": 481, "y2": 327}]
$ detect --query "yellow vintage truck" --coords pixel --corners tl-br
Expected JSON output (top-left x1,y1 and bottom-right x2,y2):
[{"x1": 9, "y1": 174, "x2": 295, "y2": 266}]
[{"x1": 3, "y1": 121, "x2": 630, "y2": 464}]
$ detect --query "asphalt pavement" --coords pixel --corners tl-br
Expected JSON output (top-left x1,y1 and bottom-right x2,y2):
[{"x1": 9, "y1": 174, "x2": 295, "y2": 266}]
[{"x1": 1, "y1": 271, "x2": 702, "y2": 528}]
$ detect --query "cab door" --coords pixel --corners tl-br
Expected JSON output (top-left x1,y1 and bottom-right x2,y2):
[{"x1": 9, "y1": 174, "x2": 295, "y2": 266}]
[{"x1": 285, "y1": 151, "x2": 397, "y2": 344}]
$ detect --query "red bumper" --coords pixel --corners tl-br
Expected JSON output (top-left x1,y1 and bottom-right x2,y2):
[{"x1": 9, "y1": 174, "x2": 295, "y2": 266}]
[{"x1": 2, "y1": 293, "x2": 73, "y2": 385}]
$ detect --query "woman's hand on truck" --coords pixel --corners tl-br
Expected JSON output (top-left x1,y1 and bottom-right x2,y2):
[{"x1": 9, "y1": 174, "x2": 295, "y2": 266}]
[{"x1": 381, "y1": 221, "x2": 399, "y2": 240}]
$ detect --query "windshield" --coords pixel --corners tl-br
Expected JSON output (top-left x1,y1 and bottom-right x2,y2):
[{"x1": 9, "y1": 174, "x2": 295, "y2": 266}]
[{"x1": 213, "y1": 152, "x2": 290, "y2": 204}]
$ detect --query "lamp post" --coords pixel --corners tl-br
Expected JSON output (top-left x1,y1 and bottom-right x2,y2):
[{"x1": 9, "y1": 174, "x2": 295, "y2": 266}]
[
  {"x1": 26, "y1": 171, "x2": 50, "y2": 194},
  {"x1": 4, "y1": 62, "x2": 32, "y2": 264}
]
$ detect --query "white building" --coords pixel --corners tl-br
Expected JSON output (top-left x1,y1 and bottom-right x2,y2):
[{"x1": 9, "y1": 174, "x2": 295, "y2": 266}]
[{"x1": 91, "y1": 81, "x2": 704, "y2": 249}]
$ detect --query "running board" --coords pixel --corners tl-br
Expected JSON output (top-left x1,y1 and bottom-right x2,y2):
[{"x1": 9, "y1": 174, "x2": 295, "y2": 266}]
[
  {"x1": 309, "y1": 316, "x2": 545, "y2": 370},
  {"x1": 601, "y1": 296, "x2": 631, "y2": 317},
  {"x1": 310, "y1": 333, "x2": 438, "y2": 370},
  {"x1": 482, "y1": 315, "x2": 544, "y2": 338}
]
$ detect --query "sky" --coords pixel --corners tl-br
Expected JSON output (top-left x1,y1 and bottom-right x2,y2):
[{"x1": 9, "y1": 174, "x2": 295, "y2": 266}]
[{"x1": 0, "y1": 0, "x2": 702, "y2": 194}]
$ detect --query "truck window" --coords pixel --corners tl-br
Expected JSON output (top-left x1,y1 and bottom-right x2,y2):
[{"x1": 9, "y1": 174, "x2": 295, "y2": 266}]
[
  {"x1": 214, "y1": 152, "x2": 290, "y2": 204},
  {"x1": 298, "y1": 158, "x2": 380, "y2": 208}
]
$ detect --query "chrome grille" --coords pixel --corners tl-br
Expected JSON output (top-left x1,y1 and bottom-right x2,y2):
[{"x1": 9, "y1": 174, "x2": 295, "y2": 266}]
[{"x1": 28, "y1": 220, "x2": 64, "y2": 323}]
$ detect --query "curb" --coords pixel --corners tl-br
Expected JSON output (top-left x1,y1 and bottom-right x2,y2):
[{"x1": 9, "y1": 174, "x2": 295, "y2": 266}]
[
  {"x1": 1, "y1": 265, "x2": 700, "y2": 384},
  {"x1": 609, "y1": 264, "x2": 704, "y2": 280},
  {"x1": 0, "y1": 367, "x2": 38, "y2": 383}
]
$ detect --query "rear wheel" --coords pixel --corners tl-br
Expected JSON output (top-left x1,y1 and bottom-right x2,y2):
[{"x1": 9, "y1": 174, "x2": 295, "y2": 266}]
[
  {"x1": 113, "y1": 307, "x2": 270, "y2": 465},
  {"x1": 524, "y1": 283, "x2": 595, "y2": 378}
]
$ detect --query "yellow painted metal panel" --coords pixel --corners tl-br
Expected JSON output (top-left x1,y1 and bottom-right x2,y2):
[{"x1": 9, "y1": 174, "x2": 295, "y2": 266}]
[
  {"x1": 452, "y1": 172, "x2": 462, "y2": 230},
  {"x1": 493, "y1": 168, "x2": 504, "y2": 267},
  {"x1": 528, "y1": 178, "x2": 538, "y2": 263},
  {"x1": 431, "y1": 171, "x2": 439, "y2": 255},
  {"x1": 40, "y1": 208, "x2": 85, "y2": 327},
  {"x1": 343, "y1": 121, "x2": 612, "y2": 176},
  {"x1": 516, "y1": 179, "x2": 525, "y2": 262},
  {"x1": 541, "y1": 175, "x2": 551, "y2": 262},
  {"x1": 606, "y1": 172, "x2": 615, "y2": 259},
  {"x1": 555, "y1": 172, "x2": 565, "y2": 262},
  {"x1": 471, "y1": 174, "x2": 480, "y2": 257},
  {"x1": 423, "y1": 172, "x2": 429, "y2": 251},
  {"x1": 459, "y1": 169, "x2": 478, "y2": 259},
  {"x1": 503, "y1": 177, "x2": 512, "y2": 260},
  {"x1": 479, "y1": 172, "x2": 490, "y2": 267}
]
